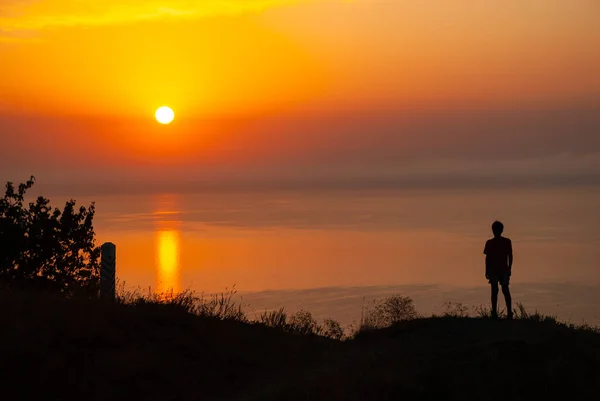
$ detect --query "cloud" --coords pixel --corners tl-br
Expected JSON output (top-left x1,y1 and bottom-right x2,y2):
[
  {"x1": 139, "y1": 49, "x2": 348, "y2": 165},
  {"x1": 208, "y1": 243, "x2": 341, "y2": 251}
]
[{"x1": 0, "y1": 0, "x2": 312, "y2": 35}]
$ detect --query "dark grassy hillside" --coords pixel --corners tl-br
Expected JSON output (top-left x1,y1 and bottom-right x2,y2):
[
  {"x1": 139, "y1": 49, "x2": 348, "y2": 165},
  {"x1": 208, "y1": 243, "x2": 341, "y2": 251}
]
[
  {"x1": 286, "y1": 317, "x2": 600, "y2": 401},
  {"x1": 1, "y1": 291, "x2": 599, "y2": 401}
]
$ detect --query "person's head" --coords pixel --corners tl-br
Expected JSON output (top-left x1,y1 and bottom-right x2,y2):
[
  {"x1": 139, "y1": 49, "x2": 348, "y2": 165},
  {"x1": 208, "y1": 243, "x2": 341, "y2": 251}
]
[{"x1": 492, "y1": 221, "x2": 504, "y2": 237}]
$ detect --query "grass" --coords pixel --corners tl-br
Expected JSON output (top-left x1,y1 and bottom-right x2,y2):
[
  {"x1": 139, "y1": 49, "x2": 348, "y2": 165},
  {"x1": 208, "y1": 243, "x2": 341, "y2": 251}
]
[
  {"x1": 117, "y1": 283, "x2": 347, "y2": 339},
  {"x1": 117, "y1": 284, "x2": 599, "y2": 337},
  {"x1": 1, "y1": 288, "x2": 599, "y2": 401},
  {"x1": 120, "y1": 286, "x2": 248, "y2": 321}
]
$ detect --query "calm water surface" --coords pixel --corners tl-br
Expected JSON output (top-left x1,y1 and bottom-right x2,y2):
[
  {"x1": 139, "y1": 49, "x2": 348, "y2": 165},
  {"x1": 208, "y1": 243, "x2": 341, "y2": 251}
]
[{"x1": 68, "y1": 187, "x2": 599, "y2": 325}]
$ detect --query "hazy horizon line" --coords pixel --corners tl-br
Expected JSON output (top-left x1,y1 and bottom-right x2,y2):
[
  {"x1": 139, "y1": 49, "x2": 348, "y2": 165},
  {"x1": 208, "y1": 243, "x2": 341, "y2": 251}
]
[{"x1": 14, "y1": 171, "x2": 599, "y2": 198}]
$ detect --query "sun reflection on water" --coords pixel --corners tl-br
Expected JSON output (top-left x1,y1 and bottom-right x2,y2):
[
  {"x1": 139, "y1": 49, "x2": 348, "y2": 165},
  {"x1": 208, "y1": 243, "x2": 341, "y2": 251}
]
[
  {"x1": 154, "y1": 194, "x2": 181, "y2": 295},
  {"x1": 155, "y1": 229, "x2": 180, "y2": 294}
]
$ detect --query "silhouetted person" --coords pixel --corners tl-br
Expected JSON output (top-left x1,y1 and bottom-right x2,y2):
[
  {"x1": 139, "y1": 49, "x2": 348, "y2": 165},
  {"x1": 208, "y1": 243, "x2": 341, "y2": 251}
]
[{"x1": 484, "y1": 221, "x2": 513, "y2": 319}]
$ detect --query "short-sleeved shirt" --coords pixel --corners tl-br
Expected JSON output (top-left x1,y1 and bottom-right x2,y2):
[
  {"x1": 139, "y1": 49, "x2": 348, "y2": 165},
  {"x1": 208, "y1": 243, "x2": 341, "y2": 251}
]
[{"x1": 484, "y1": 236, "x2": 512, "y2": 276}]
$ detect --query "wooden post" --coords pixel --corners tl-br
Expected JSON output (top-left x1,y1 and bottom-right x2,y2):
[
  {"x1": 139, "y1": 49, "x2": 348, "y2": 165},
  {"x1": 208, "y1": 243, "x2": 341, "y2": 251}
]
[{"x1": 100, "y1": 242, "x2": 116, "y2": 300}]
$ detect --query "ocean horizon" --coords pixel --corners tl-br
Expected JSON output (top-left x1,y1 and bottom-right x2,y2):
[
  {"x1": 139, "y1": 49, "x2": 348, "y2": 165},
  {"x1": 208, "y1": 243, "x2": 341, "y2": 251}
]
[{"x1": 35, "y1": 184, "x2": 599, "y2": 326}]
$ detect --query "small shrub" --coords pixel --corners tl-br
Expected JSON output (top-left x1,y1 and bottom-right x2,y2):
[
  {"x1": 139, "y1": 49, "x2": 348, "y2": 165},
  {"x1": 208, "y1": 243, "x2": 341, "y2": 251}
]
[
  {"x1": 361, "y1": 294, "x2": 418, "y2": 330},
  {"x1": 288, "y1": 310, "x2": 322, "y2": 336},
  {"x1": 441, "y1": 302, "x2": 470, "y2": 318},
  {"x1": 322, "y1": 318, "x2": 345, "y2": 340}
]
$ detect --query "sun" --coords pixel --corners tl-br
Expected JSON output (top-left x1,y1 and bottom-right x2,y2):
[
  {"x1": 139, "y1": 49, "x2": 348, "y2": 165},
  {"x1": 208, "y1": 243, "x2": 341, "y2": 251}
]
[{"x1": 155, "y1": 106, "x2": 175, "y2": 124}]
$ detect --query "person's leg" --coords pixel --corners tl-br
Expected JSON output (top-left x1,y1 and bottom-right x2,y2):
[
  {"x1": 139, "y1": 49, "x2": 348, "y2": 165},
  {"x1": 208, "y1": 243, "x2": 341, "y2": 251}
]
[
  {"x1": 501, "y1": 280, "x2": 513, "y2": 319},
  {"x1": 490, "y1": 281, "x2": 499, "y2": 318}
]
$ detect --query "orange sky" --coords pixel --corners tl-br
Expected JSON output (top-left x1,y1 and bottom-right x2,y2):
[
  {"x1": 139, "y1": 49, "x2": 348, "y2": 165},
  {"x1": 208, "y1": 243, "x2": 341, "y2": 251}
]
[{"x1": 1, "y1": 0, "x2": 599, "y2": 189}]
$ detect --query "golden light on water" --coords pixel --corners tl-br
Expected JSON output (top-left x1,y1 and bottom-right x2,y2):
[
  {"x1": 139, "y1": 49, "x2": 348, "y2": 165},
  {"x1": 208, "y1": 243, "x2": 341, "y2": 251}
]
[
  {"x1": 153, "y1": 194, "x2": 182, "y2": 295},
  {"x1": 155, "y1": 229, "x2": 180, "y2": 294}
]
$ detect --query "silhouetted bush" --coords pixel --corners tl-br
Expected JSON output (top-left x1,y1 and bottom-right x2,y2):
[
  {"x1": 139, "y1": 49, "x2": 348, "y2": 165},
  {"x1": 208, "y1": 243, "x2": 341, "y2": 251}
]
[
  {"x1": 322, "y1": 318, "x2": 345, "y2": 340},
  {"x1": 440, "y1": 301, "x2": 471, "y2": 318},
  {"x1": 0, "y1": 177, "x2": 100, "y2": 295},
  {"x1": 360, "y1": 294, "x2": 419, "y2": 331},
  {"x1": 289, "y1": 310, "x2": 322, "y2": 335}
]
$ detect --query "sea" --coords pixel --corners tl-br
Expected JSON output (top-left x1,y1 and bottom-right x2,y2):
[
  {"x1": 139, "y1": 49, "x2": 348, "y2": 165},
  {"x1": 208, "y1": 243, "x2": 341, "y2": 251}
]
[{"x1": 52, "y1": 185, "x2": 600, "y2": 327}]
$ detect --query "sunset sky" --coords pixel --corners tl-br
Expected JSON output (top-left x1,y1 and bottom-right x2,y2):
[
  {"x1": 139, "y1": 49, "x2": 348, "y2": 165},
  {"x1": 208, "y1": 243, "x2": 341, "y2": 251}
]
[{"x1": 1, "y1": 0, "x2": 599, "y2": 193}]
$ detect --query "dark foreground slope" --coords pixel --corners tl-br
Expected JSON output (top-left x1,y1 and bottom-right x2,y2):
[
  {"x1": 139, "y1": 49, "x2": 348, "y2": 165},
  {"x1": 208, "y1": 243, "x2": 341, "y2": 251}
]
[{"x1": 1, "y1": 291, "x2": 599, "y2": 401}]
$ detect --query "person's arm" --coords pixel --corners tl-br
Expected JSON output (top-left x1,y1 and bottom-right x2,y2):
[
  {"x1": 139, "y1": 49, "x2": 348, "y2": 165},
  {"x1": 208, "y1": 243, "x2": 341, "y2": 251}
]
[
  {"x1": 484, "y1": 241, "x2": 489, "y2": 279},
  {"x1": 508, "y1": 239, "x2": 513, "y2": 273}
]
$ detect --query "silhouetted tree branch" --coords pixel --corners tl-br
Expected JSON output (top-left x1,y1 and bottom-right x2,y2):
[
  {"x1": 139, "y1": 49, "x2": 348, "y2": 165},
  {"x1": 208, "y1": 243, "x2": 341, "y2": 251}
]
[{"x1": 0, "y1": 176, "x2": 100, "y2": 295}]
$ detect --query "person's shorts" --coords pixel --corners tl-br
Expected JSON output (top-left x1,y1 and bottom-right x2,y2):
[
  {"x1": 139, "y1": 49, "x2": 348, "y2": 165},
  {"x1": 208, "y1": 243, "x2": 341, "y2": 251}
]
[{"x1": 488, "y1": 273, "x2": 510, "y2": 286}]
